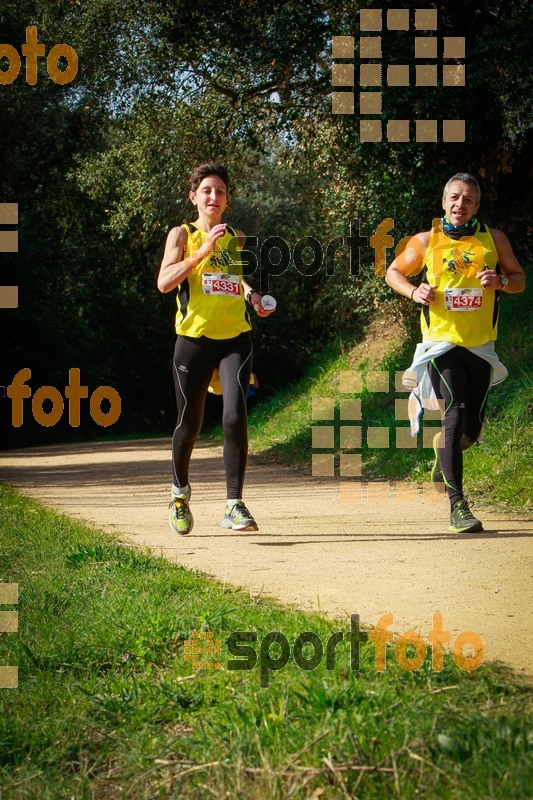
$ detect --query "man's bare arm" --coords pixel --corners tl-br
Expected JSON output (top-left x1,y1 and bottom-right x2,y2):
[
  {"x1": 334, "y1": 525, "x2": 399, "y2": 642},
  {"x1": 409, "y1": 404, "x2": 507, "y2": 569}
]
[{"x1": 385, "y1": 231, "x2": 436, "y2": 306}]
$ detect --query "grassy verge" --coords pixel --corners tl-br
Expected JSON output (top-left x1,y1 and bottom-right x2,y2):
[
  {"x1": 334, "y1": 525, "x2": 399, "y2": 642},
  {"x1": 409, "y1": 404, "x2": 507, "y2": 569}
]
[
  {"x1": 0, "y1": 485, "x2": 531, "y2": 798},
  {"x1": 237, "y1": 287, "x2": 532, "y2": 512}
]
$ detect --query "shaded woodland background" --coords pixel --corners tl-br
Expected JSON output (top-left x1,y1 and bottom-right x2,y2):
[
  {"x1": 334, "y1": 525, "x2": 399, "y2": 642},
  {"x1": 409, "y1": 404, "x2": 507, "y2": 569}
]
[{"x1": 1, "y1": 0, "x2": 531, "y2": 448}]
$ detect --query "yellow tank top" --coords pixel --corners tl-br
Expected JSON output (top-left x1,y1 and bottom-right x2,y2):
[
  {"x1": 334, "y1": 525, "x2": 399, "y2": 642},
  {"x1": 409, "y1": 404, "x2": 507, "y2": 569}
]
[
  {"x1": 420, "y1": 220, "x2": 500, "y2": 346},
  {"x1": 175, "y1": 223, "x2": 252, "y2": 339}
]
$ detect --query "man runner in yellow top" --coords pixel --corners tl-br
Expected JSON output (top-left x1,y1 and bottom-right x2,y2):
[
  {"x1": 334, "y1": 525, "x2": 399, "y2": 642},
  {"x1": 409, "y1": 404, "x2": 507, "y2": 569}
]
[
  {"x1": 158, "y1": 163, "x2": 274, "y2": 535},
  {"x1": 386, "y1": 172, "x2": 525, "y2": 533}
]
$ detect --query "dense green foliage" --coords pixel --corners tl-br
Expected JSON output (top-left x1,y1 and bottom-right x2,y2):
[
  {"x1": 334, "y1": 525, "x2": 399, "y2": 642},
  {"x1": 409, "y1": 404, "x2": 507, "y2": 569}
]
[
  {"x1": 1, "y1": 484, "x2": 531, "y2": 797},
  {"x1": 1, "y1": 0, "x2": 531, "y2": 448}
]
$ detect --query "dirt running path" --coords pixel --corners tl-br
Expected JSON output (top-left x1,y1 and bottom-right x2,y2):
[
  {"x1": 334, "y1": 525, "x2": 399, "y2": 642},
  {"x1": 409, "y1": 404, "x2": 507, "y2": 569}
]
[{"x1": 1, "y1": 438, "x2": 532, "y2": 677}]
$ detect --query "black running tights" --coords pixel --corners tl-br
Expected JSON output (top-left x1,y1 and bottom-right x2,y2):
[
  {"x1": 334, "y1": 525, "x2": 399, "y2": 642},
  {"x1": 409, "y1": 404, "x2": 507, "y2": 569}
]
[
  {"x1": 428, "y1": 347, "x2": 491, "y2": 508},
  {"x1": 171, "y1": 332, "x2": 253, "y2": 498}
]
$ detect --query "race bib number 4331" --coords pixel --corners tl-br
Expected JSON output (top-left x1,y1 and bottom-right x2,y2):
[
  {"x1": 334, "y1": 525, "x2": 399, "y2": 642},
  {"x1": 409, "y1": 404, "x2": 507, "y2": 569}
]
[
  {"x1": 202, "y1": 273, "x2": 241, "y2": 297},
  {"x1": 444, "y1": 288, "x2": 483, "y2": 311}
]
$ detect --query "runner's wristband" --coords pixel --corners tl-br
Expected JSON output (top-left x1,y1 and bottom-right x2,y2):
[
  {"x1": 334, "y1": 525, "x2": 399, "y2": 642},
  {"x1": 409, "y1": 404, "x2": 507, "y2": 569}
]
[{"x1": 411, "y1": 287, "x2": 417, "y2": 301}]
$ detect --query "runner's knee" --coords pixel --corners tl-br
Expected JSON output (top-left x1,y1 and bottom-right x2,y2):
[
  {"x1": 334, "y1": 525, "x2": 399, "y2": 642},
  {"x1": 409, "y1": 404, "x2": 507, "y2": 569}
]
[
  {"x1": 460, "y1": 433, "x2": 474, "y2": 450},
  {"x1": 222, "y1": 408, "x2": 246, "y2": 436},
  {"x1": 174, "y1": 416, "x2": 203, "y2": 446},
  {"x1": 444, "y1": 404, "x2": 464, "y2": 435}
]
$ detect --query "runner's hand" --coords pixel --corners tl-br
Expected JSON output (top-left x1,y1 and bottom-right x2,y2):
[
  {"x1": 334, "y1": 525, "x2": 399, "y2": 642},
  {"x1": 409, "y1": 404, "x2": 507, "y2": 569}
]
[
  {"x1": 206, "y1": 223, "x2": 227, "y2": 245},
  {"x1": 250, "y1": 291, "x2": 275, "y2": 318},
  {"x1": 255, "y1": 305, "x2": 275, "y2": 318},
  {"x1": 198, "y1": 223, "x2": 228, "y2": 259},
  {"x1": 476, "y1": 269, "x2": 500, "y2": 290},
  {"x1": 413, "y1": 283, "x2": 437, "y2": 305}
]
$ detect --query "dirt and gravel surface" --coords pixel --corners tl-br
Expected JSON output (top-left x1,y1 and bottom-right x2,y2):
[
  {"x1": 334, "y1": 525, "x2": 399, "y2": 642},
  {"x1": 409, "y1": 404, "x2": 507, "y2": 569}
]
[{"x1": 1, "y1": 437, "x2": 532, "y2": 677}]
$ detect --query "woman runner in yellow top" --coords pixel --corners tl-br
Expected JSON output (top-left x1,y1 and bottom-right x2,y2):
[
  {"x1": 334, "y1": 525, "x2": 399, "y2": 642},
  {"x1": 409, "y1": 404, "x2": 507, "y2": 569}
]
[{"x1": 157, "y1": 163, "x2": 275, "y2": 534}]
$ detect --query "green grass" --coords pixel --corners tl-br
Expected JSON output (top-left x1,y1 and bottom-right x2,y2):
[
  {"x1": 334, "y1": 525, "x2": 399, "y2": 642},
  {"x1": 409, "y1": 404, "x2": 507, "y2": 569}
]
[
  {"x1": 1, "y1": 485, "x2": 532, "y2": 798},
  {"x1": 235, "y1": 287, "x2": 533, "y2": 512},
  {"x1": 466, "y1": 369, "x2": 532, "y2": 508}
]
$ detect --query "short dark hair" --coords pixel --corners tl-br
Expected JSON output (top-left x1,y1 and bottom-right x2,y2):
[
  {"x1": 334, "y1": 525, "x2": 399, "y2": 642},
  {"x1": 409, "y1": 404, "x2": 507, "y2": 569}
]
[
  {"x1": 442, "y1": 172, "x2": 481, "y2": 204},
  {"x1": 188, "y1": 163, "x2": 229, "y2": 193}
]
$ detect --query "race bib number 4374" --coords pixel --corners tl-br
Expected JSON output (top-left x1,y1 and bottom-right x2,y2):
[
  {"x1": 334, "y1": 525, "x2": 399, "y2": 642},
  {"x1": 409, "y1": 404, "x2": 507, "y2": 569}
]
[
  {"x1": 444, "y1": 288, "x2": 483, "y2": 311},
  {"x1": 202, "y1": 273, "x2": 241, "y2": 297}
]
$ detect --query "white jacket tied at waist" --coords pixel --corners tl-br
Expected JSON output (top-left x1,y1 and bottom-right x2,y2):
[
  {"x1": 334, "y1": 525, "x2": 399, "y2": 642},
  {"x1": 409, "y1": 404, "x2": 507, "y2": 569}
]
[{"x1": 402, "y1": 341, "x2": 508, "y2": 435}]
